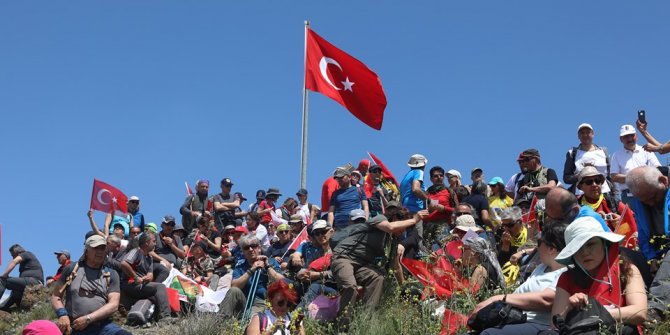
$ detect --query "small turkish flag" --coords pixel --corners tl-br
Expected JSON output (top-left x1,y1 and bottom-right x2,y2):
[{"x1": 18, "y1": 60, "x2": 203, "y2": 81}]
[
  {"x1": 305, "y1": 28, "x2": 387, "y2": 130},
  {"x1": 287, "y1": 226, "x2": 308, "y2": 251},
  {"x1": 90, "y1": 179, "x2": 128, "y2": 215}
]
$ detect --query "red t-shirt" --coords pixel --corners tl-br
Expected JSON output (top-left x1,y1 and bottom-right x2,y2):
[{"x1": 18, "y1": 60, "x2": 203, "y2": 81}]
[
  {"x1": 321, "y1": 177, "x2": 340, "y2": 211},
  {"x1": 425, "y1": 188, "x2": 454, "y2": 223},
  {"x1": 259, "y1": 200, "x2": 275, "y2": 224}
]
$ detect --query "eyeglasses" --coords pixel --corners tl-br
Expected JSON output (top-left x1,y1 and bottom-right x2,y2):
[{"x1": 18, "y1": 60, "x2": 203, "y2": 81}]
[
  {"x1": 128, "y1": 200, "x2": 139, "y2": 204},
  {"x1": 244, "y1": 244, "x2": 260, "y2": 251},
  {"x1": 312, "y1": 229, "x2": 328, "y2": 236},
  {"x1": 276, "y1": 300, "x2": 286, "y2": 307},
  {"x1": 580, "y1": 177, "x2": 604, "y2": 186}
]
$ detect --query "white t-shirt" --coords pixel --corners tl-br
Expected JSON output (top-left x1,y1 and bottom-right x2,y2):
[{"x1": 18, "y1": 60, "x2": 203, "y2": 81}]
[
  {"x1": 513, "y1": 264, "x2": 567, "y2": 325},
  {"x1": 572, "y1": 148, "x2": 610, "y2": 195},
  {"x1": 505, "y1": 173, "x2": 524, "y2": 199},
  {"x1": 610, "y1": 144, "x2": 661, "y2": 192}
]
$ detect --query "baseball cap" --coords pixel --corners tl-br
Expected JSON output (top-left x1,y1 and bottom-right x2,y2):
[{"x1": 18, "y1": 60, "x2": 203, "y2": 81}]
[
  {"x1": 369, "y1": 164, "x2": 382, "y2": 173},
  {"x1": 235, "y1": 192, "x2": 247, "y2": 201},
  {"x1": 173, "y1": 224, "x2": 186, "y2": 233},
  {"x1": 296, "y1": 188, "x2": 308, "y2": 196},
  {"x1": 311, "y1": 220, "x2": 329, "y2": 231},
  {"x1": 520, "y1": 148, "x2": 541, "y2": 158},
  {"x1": 224, "y1": 224, "x2": 236, "y2": 231},
  {"x1": 276, "y1": 223, "x2": 290, "y2": 232},
  {"x1": 471, "y1": 167, "x2": 483, "y2": 175},
  {"x1": 129, "y1": 196, "x2": 140, "y2": 202},
  {"x1": 85, "y1": 235, "x2": 107, "y2": 248},
  {"x1": 620, "y1": 124, "x2": 636, "y2": 137},
  {"x1": 145, "y1": 223, "x2": 158, "y2": 234},
  {"x1": 577, "y1": 123, "x2": 593, "y2": 132},
  {"x1": 233, "y1": 226, "x2": 249, "y2": 234},
  {"x1": 54, "y1": 250, "x2": 70, "y2": 258},
  {"x1": 349, "y1": 209, "x2": 367, "y2": 221},
  {"x1": 255, "y1": 189, "x2": 266, "y2": 200},
  {"x1": 162, "y1": 215, "x2": 176, "y2": 224},
  {"x1": 333, "y1": 163, "x2": 354, "y2": 178},
  {"x1": 221, "y1": 178, "x2": 234, "y2": 186},
  {"x1": 488, "y1": 176, "x2": 504, "y2": 185}
]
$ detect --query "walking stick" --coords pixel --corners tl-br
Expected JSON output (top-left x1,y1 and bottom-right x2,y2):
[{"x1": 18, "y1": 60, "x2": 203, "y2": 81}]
[{"x1": 242, "y1": 269, "x2": 261, "y2": 323}]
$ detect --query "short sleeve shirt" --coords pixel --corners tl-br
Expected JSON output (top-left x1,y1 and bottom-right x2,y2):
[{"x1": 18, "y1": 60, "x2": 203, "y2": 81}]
[
  {"x1": 58, "y1": 263, "x2": 120, "y2": 319},
  {"x1": 330, "y1": 186, "x2": 367, "y2": 229},
  {"x1": 120, "y1": 248, "x2": 153, "y2": 283},
  {"x1": 213, "y1": 192, "x2": 238, "y2": 228},
  {"x1": 610, "y1": 145, "x2": 661, "y2": 192},
  {"x1": 400, "y1": 169, "x2": 425, "y2": 212},
  {"x1": 295, "y1": 242, "x2": 326, "y2": 267},
  {"x1": 232, "y1": 259, "x2": 282, "y2": 300},
  {"x1": 513, "y1": 264, "x2": 567, "y2": 325},
  {"x1": 18, "y1": 251, "x2": 44, "y2": 283}
]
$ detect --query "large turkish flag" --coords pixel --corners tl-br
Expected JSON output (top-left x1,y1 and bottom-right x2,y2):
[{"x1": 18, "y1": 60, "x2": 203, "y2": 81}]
[{"x1": 305, "y1": 28, "x2": 387, "y2": 130}]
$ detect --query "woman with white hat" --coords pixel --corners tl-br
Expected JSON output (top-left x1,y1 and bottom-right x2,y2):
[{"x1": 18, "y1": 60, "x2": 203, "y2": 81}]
[{"x1": 551, "y1": 216, "x2": 647, "y2": 331}]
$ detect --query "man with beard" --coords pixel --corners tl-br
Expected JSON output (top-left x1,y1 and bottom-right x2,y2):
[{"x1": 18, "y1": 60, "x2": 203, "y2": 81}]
[
  {"x1": 515, "y1": 149, "x2": 558, "y2": 202},
  {"x1": 424, "y1": 166, "x2": 454, "y2": 246},
  {"x1": 610, "y1": 124, "x2": 661, "y2": 205}
]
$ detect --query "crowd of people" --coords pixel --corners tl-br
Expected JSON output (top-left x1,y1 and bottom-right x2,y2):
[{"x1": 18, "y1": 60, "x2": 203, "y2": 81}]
[{"x1": 3, "y1": 119, "x2": 670, "y2": 335}]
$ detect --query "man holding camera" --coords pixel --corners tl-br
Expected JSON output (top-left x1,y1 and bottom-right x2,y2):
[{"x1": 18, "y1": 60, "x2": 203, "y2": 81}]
[{"x1": 515, "y1": 149, "x2": 558, "y2": 202}]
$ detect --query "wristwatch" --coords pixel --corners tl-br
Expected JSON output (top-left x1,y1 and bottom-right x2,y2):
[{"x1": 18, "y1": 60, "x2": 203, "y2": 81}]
[{"x1": 86, "y1": 315, "x2": 92, "y2": 324}]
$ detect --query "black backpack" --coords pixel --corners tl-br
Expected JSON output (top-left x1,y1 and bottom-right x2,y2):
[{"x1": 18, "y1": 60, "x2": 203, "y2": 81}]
[{"x1": 552, "y1": 297, "x2": 616, "y2": 335}]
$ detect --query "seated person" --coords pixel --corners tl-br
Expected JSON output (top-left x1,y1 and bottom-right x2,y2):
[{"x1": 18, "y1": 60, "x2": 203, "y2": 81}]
[
  {"x1": 472, "y1": 223, "x2": 568, "y2": 335},
  {"x1": 457, "y1": 236, "x2": 505, "y2": 293},
  {"x1": 495, "y1": 207, "x2": 527, "y2": 265},
  {"x1": 551, "y1": 216, "x2": 647, "y2": 332},
  {"x1": 0, "y1": 244, "x2": 44, "y2": 311},
  {"x1": 290, "y1": 220, "x2": 336, "y2": 307},
  {"x1": 46, "y1": 250, "x2": 72, "y2": 286},
  {"x1": 154, "y1": 215, "x2": 186, "y2": 266},
  {"x1": 219, "y1": 234, "x2": 285, "y2": 318},
  {"x1": 185, "y1": 216, "x2": 222, "y2": 262},
  {"x1": 266, "y1": 223, "x2": 294, "y2": 269},
  {"x1": 119, "y1": 233, "x2": 171, "y2": 322},
  {"x1": 182, "y1": 241, "x2": 219, "y2": 290},
  {"x1": 247, "y1": 280, "x2": 305, "y2": 335},
  {"x1": 576, "y1": 166, "x2": 638, "y2": 248}
]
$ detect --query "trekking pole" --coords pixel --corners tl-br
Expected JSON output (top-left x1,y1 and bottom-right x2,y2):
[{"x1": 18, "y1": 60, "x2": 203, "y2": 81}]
[{"x1": 242, "y1": 269, "x2": 261, "y2": 323}]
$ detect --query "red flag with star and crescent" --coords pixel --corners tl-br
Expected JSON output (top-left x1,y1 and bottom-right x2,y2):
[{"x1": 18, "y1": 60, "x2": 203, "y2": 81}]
[
  {"x1": 305, "y1": 28, "x2": 387, "y2": 130},
  {"x1": 90, "y1": 179, "x2": 129, "y2": 215}
]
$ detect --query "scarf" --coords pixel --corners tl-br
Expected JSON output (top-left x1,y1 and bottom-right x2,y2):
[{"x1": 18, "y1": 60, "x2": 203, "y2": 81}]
[
  {"x1": 580, "y1": 194, "x2": 605, "y2": 212},
  {"x1": 511, "y1": 226, "x2": 528, "y2": 248}
]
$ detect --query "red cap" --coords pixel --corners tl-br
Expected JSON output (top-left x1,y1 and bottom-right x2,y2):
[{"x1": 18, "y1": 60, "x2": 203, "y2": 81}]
[{"x1": 233, "y1": 226, "x2": 248, "y2": 234}]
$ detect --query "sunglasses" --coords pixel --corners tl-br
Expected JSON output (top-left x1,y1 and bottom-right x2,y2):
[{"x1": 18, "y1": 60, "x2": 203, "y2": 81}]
[
  {"x1": 277, "y1": 231, "x2": 290, "y2": 235},
  {"x1": 244, "y1": 244, "x2": 260, "y2": 251},
  {"x1": 276, "y1": 300, "x2": 287, "y2": 307},
  {"x1": 580, "y1": 177, "x2": 605, "y2": 186},
  {"x1": 312, "y1": 229, "x2": 328, "y2": 236},
  {"x1": 454, "y1": 212, "x2": 468, "y2": 217},
  {"x1": 502, "y1": 222, "x2": 518, "y2": 228}
]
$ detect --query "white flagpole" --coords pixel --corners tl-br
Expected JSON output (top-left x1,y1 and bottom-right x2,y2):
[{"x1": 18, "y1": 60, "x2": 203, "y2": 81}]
[{"x1": 300, "y1": 20, "x2": 310, "y2": 190}]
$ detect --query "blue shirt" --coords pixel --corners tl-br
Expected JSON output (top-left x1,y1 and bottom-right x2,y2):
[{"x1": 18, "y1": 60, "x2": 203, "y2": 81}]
[
  {"x1": 295, "y1": 241, "x2": 326, "y2": 267},
  {"x1": 330, "y1": 186, "x2": 367, "y2": 229},
  {"x1": 232, "y1": 258, "x2": 282, "y2": 300},
  {"x1": 400, "y1": 169, "x2": 425, "y2": 212}
]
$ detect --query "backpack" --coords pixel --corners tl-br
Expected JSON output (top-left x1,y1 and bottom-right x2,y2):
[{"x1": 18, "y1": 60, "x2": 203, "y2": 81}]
[{"x1": 552, "y1": 297, "x2": 616, "y2": 335}]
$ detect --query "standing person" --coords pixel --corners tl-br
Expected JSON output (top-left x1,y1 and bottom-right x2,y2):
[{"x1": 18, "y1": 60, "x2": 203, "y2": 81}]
[
  {"x1": 321, "y1": 176, "x2": 340, "y2": 220},
  {"x1": 295, "y1": 188, "x2": 317, "y2": 223},
  {"x1": 328, "y1": 164, "x2": 369, "y2": 230},
  {"x1": 180, "y1": 179, "x2": 211, "y2": 233},
  {"x1": 462, "y1": 181, "x2": 492, "y2": 230},
  {"x1": 51, "y1": 235, "x2": 132, "y2": 335},
  {"x1": 610, "y1": 124, "x2": 661, "y2": 205},
  {"x1": 563, "y1": 123, "x2": 612, "y2": 196},
  {"x1": 424, "y1": 166, "x2": 455, "y2": 246},
  {"x1": 212, "y1": 178, "x2": 241, "y2": 232},
  {"x1": 506, "y1": 153, "x2": 527, "y2": 200},
  {"x1": 331, "y1": 208, "x2": 428, "y2": 329},
  {"x1": 248, "y1": 190, "x2": 266, "y2": 219},
  {"x1": 400, "y1": 154, "x2": 429, "y2": 214},
  {"x1": 516, "y1": 149, "x2": 558, "y2": 202},
  {"x1": 128, "y1": 196, "x2": 145, "y2": 231},
  {"x1": 0, "y1": 244, "x2": 44, "y2": 311}
]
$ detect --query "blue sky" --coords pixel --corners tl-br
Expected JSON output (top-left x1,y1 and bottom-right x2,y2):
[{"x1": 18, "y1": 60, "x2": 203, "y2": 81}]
[{"x1": 1, "y1": 1, "x2": 669, "y2": 277}]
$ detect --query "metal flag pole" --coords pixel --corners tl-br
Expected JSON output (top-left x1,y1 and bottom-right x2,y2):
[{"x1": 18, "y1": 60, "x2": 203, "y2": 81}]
[{"x1": 300, "y1": 20, "x2": 310, "y2": 190}]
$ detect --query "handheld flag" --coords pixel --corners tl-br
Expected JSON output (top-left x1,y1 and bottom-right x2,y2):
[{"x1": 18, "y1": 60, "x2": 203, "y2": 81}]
[
  {"x1": 90, "y1": 179, "x2": 128, "y2": 215},
  {"x1": 185, "y1": 181, "x2": 193, "y2": 196},
  {"x1": 305, "y1": 28, "x2": 387, "y2": 130}
]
